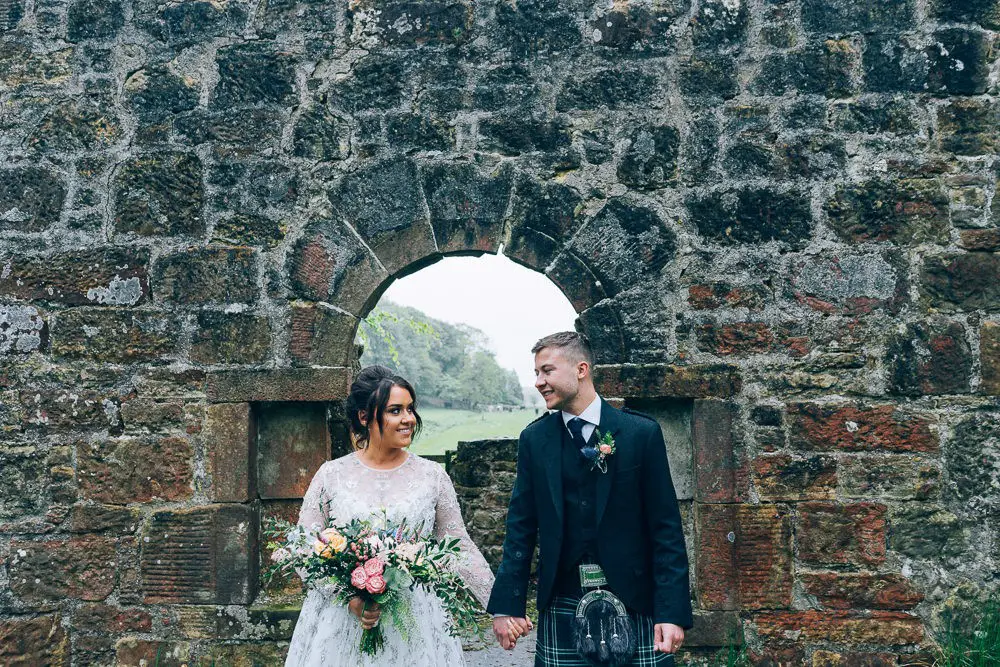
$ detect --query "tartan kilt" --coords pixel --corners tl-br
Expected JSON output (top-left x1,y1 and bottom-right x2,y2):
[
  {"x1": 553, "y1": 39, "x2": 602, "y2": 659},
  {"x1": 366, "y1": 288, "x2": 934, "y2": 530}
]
[{"x1": 534, "y1": 595, "x2": 675, "y2": 667}]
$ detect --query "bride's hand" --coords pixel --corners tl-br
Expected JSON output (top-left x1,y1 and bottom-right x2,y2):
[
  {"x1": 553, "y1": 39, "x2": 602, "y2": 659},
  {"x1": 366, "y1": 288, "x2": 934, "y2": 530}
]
[{"x1": 348, "y1": 597, "x2": 381, "y2": 630}]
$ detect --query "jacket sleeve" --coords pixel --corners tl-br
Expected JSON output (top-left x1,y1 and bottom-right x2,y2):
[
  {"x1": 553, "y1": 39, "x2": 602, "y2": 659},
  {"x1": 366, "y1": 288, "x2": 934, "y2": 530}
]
[
  {"x1": 486, "y1": 431, "x2": 537, "y2": 617},
  {"x1": 641, "y1": 422, "x2": 694, "y2": 628}
]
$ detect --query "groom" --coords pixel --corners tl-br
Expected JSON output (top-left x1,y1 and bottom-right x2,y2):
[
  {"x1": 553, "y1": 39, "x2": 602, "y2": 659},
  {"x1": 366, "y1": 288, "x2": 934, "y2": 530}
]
[{"x1": 487, "y1": 332, "x2": 692, "y2": 664}]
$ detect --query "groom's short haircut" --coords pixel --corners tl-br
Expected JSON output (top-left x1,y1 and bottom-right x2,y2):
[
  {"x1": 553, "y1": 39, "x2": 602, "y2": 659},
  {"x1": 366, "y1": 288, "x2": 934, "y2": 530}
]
[{"x1": 532, "y1": 331, "x2": 593, "y2": 365}]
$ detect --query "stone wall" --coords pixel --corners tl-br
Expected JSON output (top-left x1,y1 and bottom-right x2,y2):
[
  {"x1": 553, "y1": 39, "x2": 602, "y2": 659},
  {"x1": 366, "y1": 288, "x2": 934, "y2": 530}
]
[{"x1": 1, "y1": 0, "x2": 1000, "y2": 663}]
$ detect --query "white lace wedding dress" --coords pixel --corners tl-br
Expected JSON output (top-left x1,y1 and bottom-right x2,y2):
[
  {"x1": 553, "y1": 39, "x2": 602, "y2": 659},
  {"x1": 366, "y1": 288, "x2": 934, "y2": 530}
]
[{"x1": 284, "y1": 452, "x2": 496, "y2": 667}]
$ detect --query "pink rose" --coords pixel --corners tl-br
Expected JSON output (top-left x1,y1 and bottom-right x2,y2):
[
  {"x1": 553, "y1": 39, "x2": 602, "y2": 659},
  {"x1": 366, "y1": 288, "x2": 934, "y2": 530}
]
[
  {"x1": 363, "y1": 558, "x2": 385, "y2": 577},
  {"x1": 599, "y1": 443, "x2": 612, "y2": 455},
  {"x1": 350, "y1": 566, "x2": 368, "y2": 589},
  {"x1": 366, "y1": 574, "x2": 386, "y2": 594}
]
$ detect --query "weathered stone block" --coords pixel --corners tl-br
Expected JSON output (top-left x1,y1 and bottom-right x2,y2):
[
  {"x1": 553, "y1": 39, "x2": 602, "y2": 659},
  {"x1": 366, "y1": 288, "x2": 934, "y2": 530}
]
[
  {"x1": 8, "y1": 536, "x2": 117, "y2": 601},
  {"x1": 754, "y1": 611, "x2": 923, "y2": 645},
  {"x1": 801, "y1": 0, "x2": 913, "y2": 33},
  {"x1": 289, "y1": 302, "x2": 356, "y2": 367},
  {"x1": 982, "y1": 322, "x2": 1000, "y2": 394},
  {"x1": 617, "y1": 125, "x2": 680, "y2": 189},
  {"x1": 205, "y1": 402, "x2": 254, "y2": 502},
  {"x1": 421, "y1": 162, "x2": 513, "y2": 255},
  {"x1": 67, "y1": 0, "x2": 123, "y2": 41},
  {"x1": 679, "y1": 54, "x2": 739, "y2": 100},
  {"x1": 788, "y1": 252, "x2": 904, "y2": 315},
  {"x1": 72, "y1": 602, "x2": 153, "y2": 633},
  {"x1": 680, "y1": 114, "x2": 720, "y2": 185},
  {"x1": 69, "y1": 503, "x2": 141, "y2": 534},
  {"x1": 140, "y1": 504, "x2": 258, "y2": 604},
  {"x1": 0, "y1": 166, "x2": 65, "y2": 232},
  {"x1": 51, "y1": 308, "x2": 178, "y2": 362},
  {"x1": 887, "y1": 319, "x2": 972, "y2": 396},
  {"x1": 687, "y1": 282, "x2": 767, "y2": 311},
  {"x1": 544, "y1": 251, "x2": 608, "y2": 313},
  {"x1": 690, "y1": 0, "x2": 748, "y2": 50},
  {"x1": 959, "y1": 229, "x2": 1000, "y2": 252},
  {"x1": 688, "y1": 188, "x2": 812, "y2": 247},
  {"x1": 0, "y1": 615, "x2": 70, "y2": 666},
  {"x1": 207, "y1": 367, "x2": 350, "y2": 402},
  {"x1": 797, "y1": 502, "x2": 887, "y2": 567},
  {"x1": 556, "y1": 67, "x2": 658, "y2": 111},
  {"x1": 921, "y1": 253, "x2": 1000, "y2": 312},
  {"x1": 788, "y1": 402, "x2": 938, "y2": 453},
  {"x1": 505, "y1": 178, "x2": 584, "y2": 269},
  {"x1": 385, "y1": 112, "x2": 452, "y2": 152},
  {"x1": 124, "y1": 66, "x2": 200, "y2": 124},
  {"x1": 839, "y1": 455, "x2": 940, "y2": 500},
  {"x1": 801, "y1": 573, "x2": 923, "y2": 610},
  {"x1": 212, "y1": 44, "x2": 296, "y2": 108},
  {"x1": 288, "y1": 218, "x2": 389, "y2": 315},
  {"x1": 944, "y1": 412, "x2": 1000, "y2": 518},
  {"x1": 862, "y1": 34, "x2": 928, "y2": 92},
  {"x1": 697, "y1": 322, "x2": 774, "y2": 356},
  {"x1": 257, "y1": 402, "x2": 330, "y2": 499},
  {"x1": 213, "y1": 213, "x2": 286, "y2": 250},
  {"x1": 0, "y1": 444, "x2": 47, "y2": 520},
  {"x1": 0, "y1": 304, "x2": 46, "y2": 354},
  {"x1": 696, "y1": 504, "x2": 793, "y2": 610},
  {"x1": 149, "y1": 0, "x2": 249, "y2": 45},
  {"x1": 18, "y1": 388, "x2": 121, "y2": 432},
  {"x1": 825, "y1": 179, "x2": 949, "y2": 245},
  {"x1": 174, "y1": 108, "x2": 283, "y2": 154},
  {"x1": 754, "y1": 455, "x2": 837, "y2": 501},
  {"x1": 0, "y1": 0, "x2": 24, "y2": 31},
  {"x1": 153, "y1": 247, "x2": 257, "y2": 304},
  {"x1": 889, "y1": 505, "x2": 967, "y2": 558},
  {"x1": 829, "y1": 98, "x2": 921, "y2": 135},
  {"x1": 113, "y1": 152, "x2": 205, "y2": 236},
  {"x1": 937, "y1": 99, "x2": 999, "y2": 156},
  {"x1": 196, "y1": 643, "x2": 289, "y2": 666},
  {"x1": 348, "y1": 0, "x2": 472, "y2": 46},
  {"x1": 27, "y1": 99, "x2": 120, "y2": 151},
  {"x1": 473, "y1": 63, "x2": 539, "y2": 111},
  {"x1": 930, "y1": 0, "x2": 1000, "y2": 28},
  {"x1": 292, "y1": 106, "x2": 349, "y2": 161},
  {"x1": 693, "y1": 399, "x2": 743, "y2": 502},
  {"x1": 328, "y1": 53, "x2": 408, "y2": 113},
  {"x1": 594, "y1": 364, "x2": 742, "y2": 399},
  {"x1": 115, "y1": 639, "x2": 191, "y2": 667},
  {"x1": 0, "y1": 247, "x2": 149, "y2": 305},
  {"x1": 927, "y1": 29, "x2": 991, "y2": 96},
  {"x1": 77, "y1": 436, "x2": 193, "y2": 503},
  {"x1": 754, "y1": 40, "x2": 860, "y2": 97},
  {"x1": 329, "y1": 157, "x2": 435, "y2": 274},
  {"x1": 568, "y1": 200, "x2": 676, "y2": 297},
  {"x1": 191, "y1": 311, "x2": 270, "y2": 364},
  {"x1": 0, "y1": 41, "x2": 73, "y2": 88},
  {"x1": 478, "y1": 115, "x2": 570, "y2": 155},
  {"x1": 494, "y1": 0, "x2": 583, "y2": 57}
]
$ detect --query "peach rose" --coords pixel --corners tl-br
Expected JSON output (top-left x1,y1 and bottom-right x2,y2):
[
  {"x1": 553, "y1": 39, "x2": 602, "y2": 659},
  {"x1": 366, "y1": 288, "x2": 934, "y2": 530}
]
[
  {"x1": 366, "y1": 574, "x2": 386, "y2": 594},
  {"x1": 319, "y1": 528, "x2": 348, "y2": 553},
  {"x1": 314, "y1": 540, "x2": 334, "y2": 558},
  {"x1": 599, "y1": 443, "x2": 612, "y2": 455},
  {"x1": 350, "y1": 566, "x2": 368, "y2": 589}
]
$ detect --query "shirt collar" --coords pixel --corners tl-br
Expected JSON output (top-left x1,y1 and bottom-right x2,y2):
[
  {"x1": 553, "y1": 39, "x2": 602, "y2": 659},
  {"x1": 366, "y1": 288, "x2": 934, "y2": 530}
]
[{"x1": 561, "y1": 395, "x2": 602, "y2": 428}]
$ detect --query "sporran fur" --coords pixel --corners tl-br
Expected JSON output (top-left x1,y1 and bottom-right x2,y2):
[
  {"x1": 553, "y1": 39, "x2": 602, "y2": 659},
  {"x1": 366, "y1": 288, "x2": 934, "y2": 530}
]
[{"x1": 571, "y1": 590, "x2": 637, "y2": 666}]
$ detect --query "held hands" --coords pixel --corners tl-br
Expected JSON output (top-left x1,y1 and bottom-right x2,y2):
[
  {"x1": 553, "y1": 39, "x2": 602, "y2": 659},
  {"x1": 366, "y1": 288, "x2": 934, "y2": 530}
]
[
  {"x1": 348, "y1": 597, "x2": 382, "y2": 630},
  {"x1": 492, "y1": 615, "x2": 533, "y2": 650},
  {"x1": 653, "y1": 623, "x2": 684, "y2": 654}
]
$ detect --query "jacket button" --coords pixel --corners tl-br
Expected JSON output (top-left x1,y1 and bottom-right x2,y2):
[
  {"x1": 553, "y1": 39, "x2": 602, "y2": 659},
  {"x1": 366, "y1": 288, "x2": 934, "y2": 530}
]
[{"x1": 515, "y1": 550, "x2": 523, "y2": 558}]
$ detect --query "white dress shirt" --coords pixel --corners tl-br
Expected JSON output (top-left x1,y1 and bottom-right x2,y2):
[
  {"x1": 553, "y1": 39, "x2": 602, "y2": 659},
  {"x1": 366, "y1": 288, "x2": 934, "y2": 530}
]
[{"x1": 561, "y1": 395, "x2": 602, "y2": 442}]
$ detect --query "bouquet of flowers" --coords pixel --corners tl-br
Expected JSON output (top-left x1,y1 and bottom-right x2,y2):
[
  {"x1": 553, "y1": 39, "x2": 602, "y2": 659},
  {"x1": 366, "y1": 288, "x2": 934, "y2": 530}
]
[{"x1": 264, "y1": 510, "x2": 486, "y2": 656}]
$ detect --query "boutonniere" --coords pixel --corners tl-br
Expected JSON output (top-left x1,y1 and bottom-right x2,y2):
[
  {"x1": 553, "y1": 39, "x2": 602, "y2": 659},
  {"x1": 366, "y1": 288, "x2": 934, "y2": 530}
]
[{"x1": 591, "y1": 430, "x2": 616, "y2": 473}]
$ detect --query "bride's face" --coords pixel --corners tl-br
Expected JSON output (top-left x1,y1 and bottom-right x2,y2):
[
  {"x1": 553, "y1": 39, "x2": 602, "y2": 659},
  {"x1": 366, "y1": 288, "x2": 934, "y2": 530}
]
[{"x1": 368, "y1": 385, "x2": 417, "y2": 450}]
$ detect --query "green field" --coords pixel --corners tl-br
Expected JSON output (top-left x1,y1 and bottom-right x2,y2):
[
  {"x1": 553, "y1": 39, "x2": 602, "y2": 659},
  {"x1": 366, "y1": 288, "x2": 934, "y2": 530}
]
[{"x1": 410, "y1": 407, "x2": 542, "y2": 456}]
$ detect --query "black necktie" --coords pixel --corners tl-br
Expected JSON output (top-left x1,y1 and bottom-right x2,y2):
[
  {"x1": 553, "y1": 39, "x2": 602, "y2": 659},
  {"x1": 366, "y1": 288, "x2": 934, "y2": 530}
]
[{"x1": 568, "y1": 417, "x2": 599, "y2": 465}]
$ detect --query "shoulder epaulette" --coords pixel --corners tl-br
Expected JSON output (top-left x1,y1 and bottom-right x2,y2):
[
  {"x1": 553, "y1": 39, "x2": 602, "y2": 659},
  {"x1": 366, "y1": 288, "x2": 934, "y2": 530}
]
[{"x1": 622, "y1": 407, "x2": 657, "y2": 423}]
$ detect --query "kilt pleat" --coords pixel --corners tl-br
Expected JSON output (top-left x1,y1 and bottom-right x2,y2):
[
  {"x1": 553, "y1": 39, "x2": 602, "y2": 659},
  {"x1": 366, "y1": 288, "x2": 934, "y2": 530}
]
[{"x1": 534, "y1": 596, "x2": 674, "y2": 667}]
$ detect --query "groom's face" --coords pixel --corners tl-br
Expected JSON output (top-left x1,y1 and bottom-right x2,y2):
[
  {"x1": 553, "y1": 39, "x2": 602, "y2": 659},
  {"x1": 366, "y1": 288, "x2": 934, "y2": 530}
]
[{"x1": 534, "y1": 346, "x2": 581, "y2": 411}]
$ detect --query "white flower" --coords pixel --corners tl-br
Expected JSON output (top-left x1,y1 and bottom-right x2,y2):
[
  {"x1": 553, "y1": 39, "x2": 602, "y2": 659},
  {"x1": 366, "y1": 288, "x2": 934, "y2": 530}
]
[
  {"x1": 271, "y1": 547, "x2": 291, "y2": 563},
  {"x1": 395, "y1": 542, "x2": 422, "y2": 563}
]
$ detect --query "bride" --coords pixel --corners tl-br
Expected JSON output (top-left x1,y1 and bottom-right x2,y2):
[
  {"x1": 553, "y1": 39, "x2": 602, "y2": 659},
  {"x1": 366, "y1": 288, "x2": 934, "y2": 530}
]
[{"x1": 284, "y1": 365, "x2": 497, "y2": 666}]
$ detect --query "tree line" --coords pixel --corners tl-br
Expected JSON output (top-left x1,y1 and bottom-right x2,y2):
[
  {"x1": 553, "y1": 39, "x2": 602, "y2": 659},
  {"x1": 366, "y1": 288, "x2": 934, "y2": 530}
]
[{"x1": 357, "y1": 302, "x2": 525, "y2": 409}]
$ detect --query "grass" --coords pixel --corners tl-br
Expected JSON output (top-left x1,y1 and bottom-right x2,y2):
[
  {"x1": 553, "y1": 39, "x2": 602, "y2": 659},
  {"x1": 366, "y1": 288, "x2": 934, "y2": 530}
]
[
  {"x1": 410, "y1": 407, "x2": 542, "y2": 456},
  {"x1": 935, "y1": 598, "x2": 1000, "y2": 667}
]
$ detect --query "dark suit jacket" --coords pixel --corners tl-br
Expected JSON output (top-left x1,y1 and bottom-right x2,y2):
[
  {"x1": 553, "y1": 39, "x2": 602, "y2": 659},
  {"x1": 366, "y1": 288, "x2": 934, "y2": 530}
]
[{"x1": 486, "y1": 400, "x2": 693, "y2": 628}]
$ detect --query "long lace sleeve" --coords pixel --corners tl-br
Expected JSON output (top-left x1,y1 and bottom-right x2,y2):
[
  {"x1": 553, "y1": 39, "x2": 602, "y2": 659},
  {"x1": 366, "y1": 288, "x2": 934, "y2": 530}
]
[
  {"x1": 433, "y1": 464, "x2": 496, "y2": 609},
  {"x1": 294, "y1": 463, "x2": 339, "y2": 597}
]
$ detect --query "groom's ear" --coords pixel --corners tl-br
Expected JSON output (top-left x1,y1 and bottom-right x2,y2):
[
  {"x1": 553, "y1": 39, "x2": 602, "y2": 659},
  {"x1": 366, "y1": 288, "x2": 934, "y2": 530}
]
[
  {"x1": 577, "y1": 360, "x2": 591, "y2": 380},
  {"x1": 358, "y1": 410, "x2": 368, "y2": 426}
]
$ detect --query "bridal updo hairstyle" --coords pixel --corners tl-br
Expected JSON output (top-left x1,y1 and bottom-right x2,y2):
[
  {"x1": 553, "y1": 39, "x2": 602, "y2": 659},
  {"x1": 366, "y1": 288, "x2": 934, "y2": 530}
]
[{"x1": 345, "y1": 365, "x2": 423, "y2": 449}]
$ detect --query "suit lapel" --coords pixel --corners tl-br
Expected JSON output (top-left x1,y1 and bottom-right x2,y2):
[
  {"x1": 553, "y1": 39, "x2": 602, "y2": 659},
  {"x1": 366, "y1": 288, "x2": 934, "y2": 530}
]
[
  {"x1": 539, "y1": 412, "x2": 564, "y2": 524},
  {"x1": 595, "y1": 400, "x2": 623, "y2": 529}
]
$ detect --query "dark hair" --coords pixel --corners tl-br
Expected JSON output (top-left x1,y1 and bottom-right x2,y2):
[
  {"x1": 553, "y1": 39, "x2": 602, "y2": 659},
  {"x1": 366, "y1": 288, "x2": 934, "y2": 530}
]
[
  {"x1": 531, "y1": 331, "x2": 593, "y2": 365},
  {"x1": 345, "y1": 365, "x2": 423, "y2": 448}
]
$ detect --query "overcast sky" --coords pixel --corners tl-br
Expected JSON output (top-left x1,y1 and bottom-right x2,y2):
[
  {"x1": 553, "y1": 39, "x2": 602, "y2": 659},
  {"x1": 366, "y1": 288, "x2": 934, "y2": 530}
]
[{"x1": 380, "y1": 250, "x2": 578, "y2": 386}]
